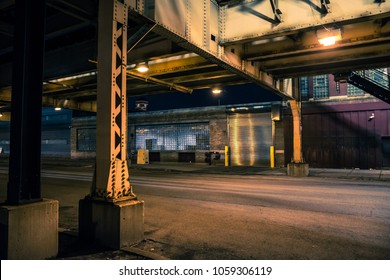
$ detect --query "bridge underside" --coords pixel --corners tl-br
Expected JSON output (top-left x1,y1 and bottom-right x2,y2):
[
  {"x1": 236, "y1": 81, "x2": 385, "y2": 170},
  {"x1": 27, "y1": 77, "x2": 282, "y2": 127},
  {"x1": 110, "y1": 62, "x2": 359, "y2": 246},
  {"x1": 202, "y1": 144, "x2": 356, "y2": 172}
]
[
  {"x1": 0, "y1": 0, "x2": 389, "y2": 114},
  {"x1": 1, "y1": 0, "x2": 390, "y2": 259}
]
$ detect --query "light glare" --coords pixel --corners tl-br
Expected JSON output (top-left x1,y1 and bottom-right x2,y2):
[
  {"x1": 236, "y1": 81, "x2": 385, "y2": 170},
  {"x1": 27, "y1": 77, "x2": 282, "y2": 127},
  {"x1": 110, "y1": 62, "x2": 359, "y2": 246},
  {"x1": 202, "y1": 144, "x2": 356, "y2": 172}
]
[
  {"x1": 136, "y1": 62, "x2": 149, "y2": 73},
  {"x1": 212, "y1": 88, "x2": 222, "y2": 95},
  {"x1": 317, "y1": 28, "x2": 342, "y2": 46},
  {"x1": 137, "y1": 65, "x2": 149, "y2": 73},
  {"x1": 319, "y1": 36, "x2": 338, "y2": 46}
]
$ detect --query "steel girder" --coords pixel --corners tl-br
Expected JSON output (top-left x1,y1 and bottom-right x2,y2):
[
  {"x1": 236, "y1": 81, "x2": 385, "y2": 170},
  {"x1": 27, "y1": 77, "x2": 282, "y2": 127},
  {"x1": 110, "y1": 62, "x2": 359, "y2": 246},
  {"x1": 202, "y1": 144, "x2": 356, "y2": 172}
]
[
  {"x1": 7, "y1": 0, "x2": 46, "y2": 205},
  {"x1": 92, "y1": 0, "x2": 134, "y2": 201},
  {"x1": 125, "y1": 0, "x2": 390, "y2": 98},
  {"x1": 128, "y1": 0, "x2": 294, "y2": 99},
  {"x1": 2, "y1": 0, "x2": 389, "y2": 112}
]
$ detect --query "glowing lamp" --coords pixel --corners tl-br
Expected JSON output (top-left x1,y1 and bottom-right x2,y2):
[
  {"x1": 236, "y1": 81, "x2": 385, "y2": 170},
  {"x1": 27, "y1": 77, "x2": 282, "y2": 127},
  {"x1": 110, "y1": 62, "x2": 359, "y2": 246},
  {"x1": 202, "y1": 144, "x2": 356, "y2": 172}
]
[
  {"x1": 136, "y1": 62, "x2": 149, "y2": 73},
  {"x1": 212, "y1": 88, "x2": 222, "y2": 95},
  {"x1": 317, "y1": 28, "x2": 342, "y2": 46}
]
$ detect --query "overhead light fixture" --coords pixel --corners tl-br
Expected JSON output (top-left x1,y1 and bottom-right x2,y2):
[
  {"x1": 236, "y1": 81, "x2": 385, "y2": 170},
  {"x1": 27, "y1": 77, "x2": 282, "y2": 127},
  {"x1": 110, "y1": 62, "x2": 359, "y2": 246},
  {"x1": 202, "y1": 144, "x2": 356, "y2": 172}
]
[
  {"x1": 317, "y1": 28, "x2": 342, "y2": 46},
  {"x1": 53, "y1": 99, "x2": 69, "y2": 111},
  {"x1": 212, "y1": 87, "x2": 222, "y2": 95},
  {"x1": 136, "y1": 61, "x2": 149, "y2": 73}
]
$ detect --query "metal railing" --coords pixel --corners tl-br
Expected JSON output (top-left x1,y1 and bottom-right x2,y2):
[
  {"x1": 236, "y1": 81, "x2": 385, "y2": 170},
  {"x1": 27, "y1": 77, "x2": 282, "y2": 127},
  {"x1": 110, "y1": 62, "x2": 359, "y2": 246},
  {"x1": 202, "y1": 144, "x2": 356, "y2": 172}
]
[
  {"x1": 348, "y1": 69, "x2": 390, "y2": 104},
  {"x1": 351, "y1": 69, "x2": 390, "y2": 90}
]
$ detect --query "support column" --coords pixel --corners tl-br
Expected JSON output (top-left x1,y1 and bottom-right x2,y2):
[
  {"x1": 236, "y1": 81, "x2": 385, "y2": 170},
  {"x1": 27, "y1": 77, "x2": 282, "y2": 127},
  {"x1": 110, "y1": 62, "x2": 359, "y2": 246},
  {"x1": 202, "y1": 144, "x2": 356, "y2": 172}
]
[
  {"x1": 7, "y1": 0, "x2": 45, "y2": 205},
  {"x1": 287, "y1": 79, "x2": 309, "y2": 176},
  {"x1": 79, "y1": 0, "x2": 144, "y2": 249},
  {"x1": 290, "y1": 100, "x2": 303, "y2": 163},
  {"x1": 0, "y1": 0, "x2": 59, "y2": 260},
  {"x1": 225, "y1": 146, "x2": 230, "y2": 166}
]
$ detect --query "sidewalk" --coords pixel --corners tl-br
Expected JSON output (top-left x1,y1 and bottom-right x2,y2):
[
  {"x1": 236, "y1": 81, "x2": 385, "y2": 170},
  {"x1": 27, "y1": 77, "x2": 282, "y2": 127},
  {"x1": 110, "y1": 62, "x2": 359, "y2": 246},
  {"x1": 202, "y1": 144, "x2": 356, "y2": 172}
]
[
  {"x1": 1, "y1": 155, "x2": 389, "y2": 181},
  {"x1": 130, "y1": 162, "x2": 390, "y2": 181},
  {"x1": 308, "y1": 167, "x2": 390, "y2": 181}
]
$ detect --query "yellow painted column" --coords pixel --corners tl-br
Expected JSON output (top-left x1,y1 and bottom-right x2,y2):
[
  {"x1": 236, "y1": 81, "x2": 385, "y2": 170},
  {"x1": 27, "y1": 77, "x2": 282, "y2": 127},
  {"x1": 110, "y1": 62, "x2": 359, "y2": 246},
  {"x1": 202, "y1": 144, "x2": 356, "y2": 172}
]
[
  {"x1": 289, "y1": 99, "x2": 304, "y2": 163},
  {"x1": 78, "y1": 0, "x2": 144, "y2": 249},
  {"x1": 270, "y1": 145, "x2": 275, "y2": 168},
  {"x1": 225, "y1": 146, "x2": 230, "y2": 166},
  {"x1": 287, "y1": 80, "x2": 309, "y2": 176}
]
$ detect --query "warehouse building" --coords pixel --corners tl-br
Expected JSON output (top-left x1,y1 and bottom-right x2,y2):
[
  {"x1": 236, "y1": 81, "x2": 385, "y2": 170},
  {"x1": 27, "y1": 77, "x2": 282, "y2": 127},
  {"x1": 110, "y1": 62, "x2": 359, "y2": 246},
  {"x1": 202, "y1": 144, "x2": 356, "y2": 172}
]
[{"x1": 1, "y1": 72, "x2": 389, "y2": 169}]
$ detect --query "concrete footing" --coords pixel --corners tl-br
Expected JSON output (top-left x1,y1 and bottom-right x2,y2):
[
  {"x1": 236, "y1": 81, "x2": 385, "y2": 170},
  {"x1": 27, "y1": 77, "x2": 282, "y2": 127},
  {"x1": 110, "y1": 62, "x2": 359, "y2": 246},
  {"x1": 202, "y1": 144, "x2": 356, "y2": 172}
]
[
  {"x1": 0, "y1": 199, "x2": 59, "y2": 260},
  {"x1": 79, "y1": 197, "x2": 144, "y2": 249},
  {"x1": 287, "y1": 162, "x2": 309, "y2": 177}
]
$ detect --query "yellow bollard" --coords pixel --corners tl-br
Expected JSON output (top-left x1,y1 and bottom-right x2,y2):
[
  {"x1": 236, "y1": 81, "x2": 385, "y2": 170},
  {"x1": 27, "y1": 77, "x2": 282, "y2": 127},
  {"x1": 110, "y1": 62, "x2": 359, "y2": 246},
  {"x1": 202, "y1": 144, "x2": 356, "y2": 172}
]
[
  {"x1": 225, "y1": 146, "x2": 230, "y2": 167},
  {"x1": 270, "y1": 146, "x2": 275, "y2": 168}
]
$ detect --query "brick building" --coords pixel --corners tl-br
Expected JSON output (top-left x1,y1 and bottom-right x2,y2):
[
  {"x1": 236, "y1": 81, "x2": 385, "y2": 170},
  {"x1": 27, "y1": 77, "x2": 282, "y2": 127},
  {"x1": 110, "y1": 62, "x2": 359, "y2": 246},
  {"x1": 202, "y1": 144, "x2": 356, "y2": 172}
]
[
  {"x1": 71, "y1": 102, "x2": 285, "y2": 167},
  {"x1": 1, "y1": 71, "x2": 389, "y2": 169}
]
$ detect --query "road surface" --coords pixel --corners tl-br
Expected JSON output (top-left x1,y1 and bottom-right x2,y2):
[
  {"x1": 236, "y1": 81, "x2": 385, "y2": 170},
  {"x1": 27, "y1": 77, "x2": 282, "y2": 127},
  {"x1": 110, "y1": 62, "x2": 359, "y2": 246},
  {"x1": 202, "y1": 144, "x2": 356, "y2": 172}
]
[{"x1": 0, "y1": 166, "x2": 389, "y2": 259}]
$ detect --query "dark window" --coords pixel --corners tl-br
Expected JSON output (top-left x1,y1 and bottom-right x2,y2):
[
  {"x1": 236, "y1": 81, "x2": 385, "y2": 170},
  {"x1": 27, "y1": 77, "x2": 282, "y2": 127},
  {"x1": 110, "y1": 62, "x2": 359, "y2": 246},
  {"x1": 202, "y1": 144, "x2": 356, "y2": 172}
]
[{"x1": 77, "y1": 128, "x2": 96, "y2": 151}]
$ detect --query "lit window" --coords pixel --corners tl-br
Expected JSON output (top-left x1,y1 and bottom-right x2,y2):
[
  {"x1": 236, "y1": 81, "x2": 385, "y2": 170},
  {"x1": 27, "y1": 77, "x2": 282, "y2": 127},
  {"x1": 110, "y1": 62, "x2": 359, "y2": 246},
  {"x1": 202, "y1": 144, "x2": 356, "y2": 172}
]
[
  {"x1": 313, "y1": 75, "x2": 329, "y2": 99},
  {"x1": 299, "y1": 77, "x2": 309, "y2": 99},
  {"x1": 136, "y1": 123, "x2": 210, "y2": 151}
]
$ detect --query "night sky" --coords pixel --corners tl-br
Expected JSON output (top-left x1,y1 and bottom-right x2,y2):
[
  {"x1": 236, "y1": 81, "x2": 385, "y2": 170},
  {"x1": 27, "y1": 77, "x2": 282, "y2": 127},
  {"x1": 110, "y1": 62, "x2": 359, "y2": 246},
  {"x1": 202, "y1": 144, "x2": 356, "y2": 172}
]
[{"x1": 128, "y1": 83, "x2": 282, "y2": 111}]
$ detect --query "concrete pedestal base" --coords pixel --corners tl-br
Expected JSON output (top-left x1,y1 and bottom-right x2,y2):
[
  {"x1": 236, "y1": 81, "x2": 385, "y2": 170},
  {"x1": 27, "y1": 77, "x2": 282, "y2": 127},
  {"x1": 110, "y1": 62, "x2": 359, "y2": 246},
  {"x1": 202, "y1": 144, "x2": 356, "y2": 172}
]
[
  {"x1": 79, "y1": 197, "x2": 144, "y2": 249},
  {"x1": 0, "y1": 199, "x2": 59, "y2": 260},
  {"x1": 287, "y1": 162, "x2": 309, "y2": 177}
]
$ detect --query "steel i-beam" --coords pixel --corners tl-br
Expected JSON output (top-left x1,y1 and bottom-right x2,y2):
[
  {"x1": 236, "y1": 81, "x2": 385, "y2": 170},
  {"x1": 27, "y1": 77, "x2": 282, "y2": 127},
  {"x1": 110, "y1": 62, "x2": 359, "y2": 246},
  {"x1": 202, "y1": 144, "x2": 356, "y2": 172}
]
[
  {"x1": 7, "y1": 0, "x2": 46, "y2": 205},
  {"x1": 289, "y1": 99, "x2": 303, "y2": 163},
  {"x1": 289, "y1": 78, "x2": 304, "y2": 164},
  {"x1": 92, "y1": 0, "x2": 134, "y2": 201},
  {"x1": 321, "y1": 0, "x2": 331, "y2": 13},
  {"x1": 127, "y1": 23, "x2": 156, "y2": 53},
  {"x1": 270, "y1": 0, "x2": 282, "y2": 23}
]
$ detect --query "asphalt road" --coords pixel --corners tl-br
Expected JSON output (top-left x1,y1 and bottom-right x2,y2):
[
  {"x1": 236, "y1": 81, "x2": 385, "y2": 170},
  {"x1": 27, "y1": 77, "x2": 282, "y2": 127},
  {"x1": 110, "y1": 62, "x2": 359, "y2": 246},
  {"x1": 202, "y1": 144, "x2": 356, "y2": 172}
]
[{"x1": 0, "y1": 167, "x2": 389, "y2": 259}]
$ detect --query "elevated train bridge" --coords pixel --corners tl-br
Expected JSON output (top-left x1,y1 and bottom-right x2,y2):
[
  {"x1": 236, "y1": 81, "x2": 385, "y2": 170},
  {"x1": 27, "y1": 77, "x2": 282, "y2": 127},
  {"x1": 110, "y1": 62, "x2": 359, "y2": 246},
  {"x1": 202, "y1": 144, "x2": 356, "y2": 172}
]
[{"x1": 0, "y1": 0, "x2": 389, "y2": 259}]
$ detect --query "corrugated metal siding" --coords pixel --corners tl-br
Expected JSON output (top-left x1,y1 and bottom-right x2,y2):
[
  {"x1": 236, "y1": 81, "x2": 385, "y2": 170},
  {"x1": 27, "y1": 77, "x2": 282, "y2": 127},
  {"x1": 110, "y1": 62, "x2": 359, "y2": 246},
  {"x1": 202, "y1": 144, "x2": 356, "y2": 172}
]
[
  {"x1": 302, "y1": 111, "x2": 378, "y2": 168},
  {"x1": 0, "y1": 124, "x2": 71, "y2": 156},
  {"x1": 228, "y1": 113, "x2": 271, "y2": 166},
  {"x1": 285, "y1": 104, "x2": 390, "y2": 169}
]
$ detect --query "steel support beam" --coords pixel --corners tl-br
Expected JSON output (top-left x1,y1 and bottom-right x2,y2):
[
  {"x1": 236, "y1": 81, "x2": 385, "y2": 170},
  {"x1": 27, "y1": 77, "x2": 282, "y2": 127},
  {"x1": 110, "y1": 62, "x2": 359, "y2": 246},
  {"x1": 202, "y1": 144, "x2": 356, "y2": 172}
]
[
  {"x1": 0, "y1": 86, "x2": 98, "y2": 112},
  {"x1": 91, "y1": 0, "x2": 134, "y2": 201},
  {"x1": 221, "y1": 0, "x2": 390, "y2": 44},
  {"x1": 138, "y1": 25, "x2": 292, "y2": 99},
  {"x1": 46, "y1": 0, "x2": 95, "y2": 23},
  {"x1": 44, "y1": 97, "x2": 97, "y2": 112},
  {"x1": 287, "y1": 79, "x2": 309, "y2": 176},
  {"x1": 127, "y1": 23, "x2": 156, "y2": 53},
  {"x1": 126, "y1": 1, "x2": 293, "y2": 99},
  {"x1": 126, "y1": 70, "x2": 193, "y2": 94},
  {"x1": 7, "y1": 0, "x2": 46, "y2": 205},
  {"x1": 270, "y1": 0, "x2": 282, "y2": 23},
  {"x1": 289, "y1": 80, "x2": 303, "y2": 164},
  {"x1": 0, "y1": 112, "x2": 11, "y2": 121},
  {"x1": 321, "y1": 0, "x2": 331, "y2": 13},
  {"x1": 79, "y1": 0, "x2": 144, "y2": 249},
  {"x1": 0, "y1": 0, "x2": 14, "y2": 10},
  {"x1": 289, "y1": 100, "x2": 303, "y2": 163}
]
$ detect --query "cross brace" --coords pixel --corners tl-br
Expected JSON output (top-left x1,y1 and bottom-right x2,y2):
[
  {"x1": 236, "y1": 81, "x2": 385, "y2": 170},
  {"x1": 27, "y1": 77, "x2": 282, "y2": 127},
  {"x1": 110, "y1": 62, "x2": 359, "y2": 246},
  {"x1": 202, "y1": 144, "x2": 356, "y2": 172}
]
[{"x1": 270, "y1": 0, "x2": 282, "y2": 23}]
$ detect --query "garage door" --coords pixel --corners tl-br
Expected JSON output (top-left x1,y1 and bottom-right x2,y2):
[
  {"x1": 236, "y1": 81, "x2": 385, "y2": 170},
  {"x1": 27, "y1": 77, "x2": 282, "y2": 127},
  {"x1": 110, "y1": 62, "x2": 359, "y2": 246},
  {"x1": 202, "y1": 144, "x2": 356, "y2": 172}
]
[{"x1": 229, "y1": 112, "x2": 272, "y2": 166}]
